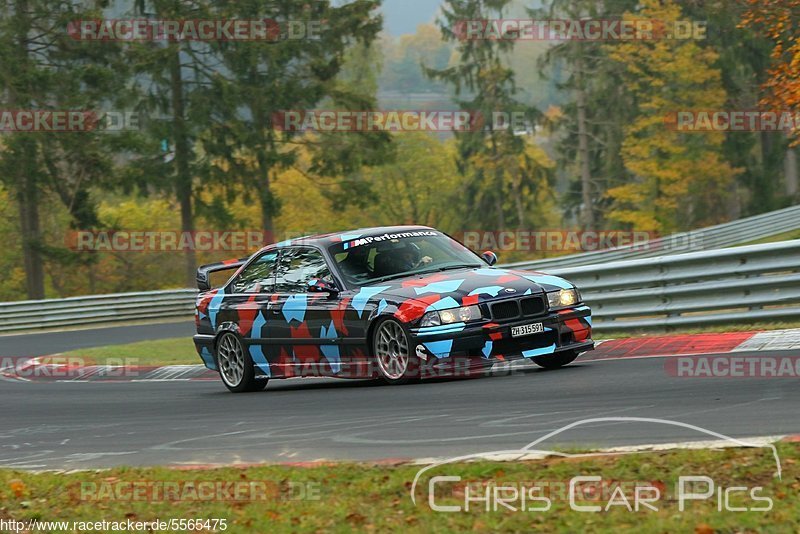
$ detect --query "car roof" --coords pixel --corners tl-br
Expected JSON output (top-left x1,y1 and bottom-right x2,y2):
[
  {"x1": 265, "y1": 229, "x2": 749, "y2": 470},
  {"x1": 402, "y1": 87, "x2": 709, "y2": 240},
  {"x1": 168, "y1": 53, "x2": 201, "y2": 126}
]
[{"x1": 257, "y1": 225, "x2": 438, "y2": 253}]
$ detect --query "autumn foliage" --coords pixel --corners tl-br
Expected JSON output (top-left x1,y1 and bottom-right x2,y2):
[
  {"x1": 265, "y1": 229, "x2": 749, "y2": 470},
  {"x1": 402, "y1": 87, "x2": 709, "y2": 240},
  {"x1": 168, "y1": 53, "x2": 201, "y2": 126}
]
[{"x1": 742, "y1": 0, "x2": 800, "y2": 140}]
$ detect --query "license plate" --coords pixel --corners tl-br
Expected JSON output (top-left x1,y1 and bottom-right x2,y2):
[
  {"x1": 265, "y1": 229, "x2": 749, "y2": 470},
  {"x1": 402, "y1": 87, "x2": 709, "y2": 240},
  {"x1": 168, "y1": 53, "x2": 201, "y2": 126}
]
[{"x1": 511, "y1": 322, "x2": 544, "y2": 338}]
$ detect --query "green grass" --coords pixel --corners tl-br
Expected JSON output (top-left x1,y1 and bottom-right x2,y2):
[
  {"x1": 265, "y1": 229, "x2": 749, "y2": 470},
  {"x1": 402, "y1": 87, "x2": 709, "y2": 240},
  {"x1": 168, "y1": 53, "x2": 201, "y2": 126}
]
[
  {"x1": 61, "y1": 337, "x2": 199, "y2": 367},
  {"x1": 738, "y1": 229, "x2": 800, "y2": 246},
  {"x1": 0, "y1": 443, "x2": 797, "y2": 533}
]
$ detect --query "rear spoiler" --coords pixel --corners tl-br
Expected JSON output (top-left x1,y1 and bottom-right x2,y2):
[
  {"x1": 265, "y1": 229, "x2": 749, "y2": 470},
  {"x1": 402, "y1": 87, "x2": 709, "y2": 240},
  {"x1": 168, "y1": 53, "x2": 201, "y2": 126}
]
[{"x1": 196, "y1": 258, "x2": 249, "y2": 292}]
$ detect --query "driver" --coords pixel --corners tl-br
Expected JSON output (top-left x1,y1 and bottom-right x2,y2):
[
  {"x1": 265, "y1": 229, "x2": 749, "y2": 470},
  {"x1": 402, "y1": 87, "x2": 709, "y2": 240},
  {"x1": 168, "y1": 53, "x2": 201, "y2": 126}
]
[{"x1": 395, "y1": 242, "x2": 433, "y2": 271}]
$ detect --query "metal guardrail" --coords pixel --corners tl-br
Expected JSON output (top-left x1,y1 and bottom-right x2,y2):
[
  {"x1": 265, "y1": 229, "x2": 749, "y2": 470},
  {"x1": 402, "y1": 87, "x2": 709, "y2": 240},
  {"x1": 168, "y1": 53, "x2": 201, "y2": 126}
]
[
  {"x1": 507, "y1": 204, "x2": 800, "y2": 270},
  {"x1": 0, "y1": 289, "x2": 196, "y2": 333},
  {"x1": 548, "y1": 239, "x2": 800, "y2": 331},
  {"x1": 0, "y1": 240, "x2": 798, "y2": 333}
]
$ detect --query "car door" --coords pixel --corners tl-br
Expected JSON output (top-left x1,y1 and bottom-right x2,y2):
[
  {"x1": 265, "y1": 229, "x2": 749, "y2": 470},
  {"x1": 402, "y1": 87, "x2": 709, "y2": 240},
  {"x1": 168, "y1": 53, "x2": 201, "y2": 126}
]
[
  {"x1": 219, "y1": 249, "x2": 279, "y2": 376},
  {"x1": 272, "y1": 246, "x2": 344, "y2": 376}
]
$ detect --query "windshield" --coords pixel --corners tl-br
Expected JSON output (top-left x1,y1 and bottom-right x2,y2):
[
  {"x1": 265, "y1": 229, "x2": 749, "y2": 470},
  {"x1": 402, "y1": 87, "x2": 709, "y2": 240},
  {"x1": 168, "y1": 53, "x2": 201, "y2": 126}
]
[{"x1": 329, "y1": 230, "x2": 484, "y2": 286}]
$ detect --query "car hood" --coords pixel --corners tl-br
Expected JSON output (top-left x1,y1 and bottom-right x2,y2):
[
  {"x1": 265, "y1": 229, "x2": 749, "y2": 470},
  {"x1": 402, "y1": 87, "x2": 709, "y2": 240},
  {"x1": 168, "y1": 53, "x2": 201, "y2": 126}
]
[{"x1": 364, "y1": 267, "x2": 575, "y2": 307}]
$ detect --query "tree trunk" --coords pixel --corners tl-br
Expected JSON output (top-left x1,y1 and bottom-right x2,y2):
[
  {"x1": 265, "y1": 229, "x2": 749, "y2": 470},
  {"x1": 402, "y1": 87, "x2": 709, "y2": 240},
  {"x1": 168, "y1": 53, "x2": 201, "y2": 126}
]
[
  {"x1": 489, "y1": 136, "x2": 505, "y2": 231},
  {"x1": 257, "y1": 154, "x2": 275, "y2": 239},
  {"x1": 88, "y1": 256, "x2": 96, "y2": 294},
  {"x1": 11, "y1": 0, "x2": 44, "y2": 299},
  {"x1": 169, "y1": 46, "x2": 196, "y2": 286},
  {"x1": 575, "y1": 56, "x2": 595, "y2": 230},
  {"x1": 757, "y1": 130, "x2": 779, "y2": 211},
  {"x1": 251, "y1": 72, "x2": 276, "y2": 241},
  {"x1": 784, "y1": 134, "x2": 798, "y2": 198},
  {"x1": 513, "y1": 175, "x2": 525, "y2": 230},
  {"x1": 494, "y1": 171, "x2": 505, "y2": 231},
  {"x1": 17, "y1": 140, "x2": 45, "y2": 299}
]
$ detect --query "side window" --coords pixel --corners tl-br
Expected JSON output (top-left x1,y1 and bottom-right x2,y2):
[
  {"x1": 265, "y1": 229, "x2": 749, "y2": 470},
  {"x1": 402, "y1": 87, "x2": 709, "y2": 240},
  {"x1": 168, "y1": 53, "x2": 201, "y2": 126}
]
[
  {"x1": 274, "y1": 247, "x2": 333, "y2": 293},
  {"x1": 231, "y1": 251, "x2": 278, "y2": 293}
]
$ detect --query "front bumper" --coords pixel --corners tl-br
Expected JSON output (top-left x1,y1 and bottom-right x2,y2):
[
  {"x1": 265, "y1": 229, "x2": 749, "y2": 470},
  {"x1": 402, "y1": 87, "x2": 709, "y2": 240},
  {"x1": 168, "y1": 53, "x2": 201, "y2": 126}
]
[{"x1": 410, "y1": 304, "x2": 593, "y2": 368}]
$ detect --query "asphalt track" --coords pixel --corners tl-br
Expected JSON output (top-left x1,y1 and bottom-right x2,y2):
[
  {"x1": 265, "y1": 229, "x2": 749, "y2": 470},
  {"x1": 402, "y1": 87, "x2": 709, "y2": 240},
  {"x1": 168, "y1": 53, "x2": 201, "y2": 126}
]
[
  {"x1": 0, "y1": 321, "x2": 194, "y2": 358},
  {"x1": 1, "y1": 349, "x2": 798, "y2": 470}
]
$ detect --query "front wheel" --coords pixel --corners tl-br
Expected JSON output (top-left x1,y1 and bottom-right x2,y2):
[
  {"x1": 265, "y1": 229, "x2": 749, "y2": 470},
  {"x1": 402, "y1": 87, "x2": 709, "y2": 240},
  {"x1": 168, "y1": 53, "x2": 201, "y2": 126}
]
[
  {"x1": 216, "y1": 332, "x2": 267, "y2": 393},
  {"x1": 373, "y1": 319, "x2": 418, "y2": 384},
  {"x1": 531, "y1": 350, "x2": 579, "y2": 370}
]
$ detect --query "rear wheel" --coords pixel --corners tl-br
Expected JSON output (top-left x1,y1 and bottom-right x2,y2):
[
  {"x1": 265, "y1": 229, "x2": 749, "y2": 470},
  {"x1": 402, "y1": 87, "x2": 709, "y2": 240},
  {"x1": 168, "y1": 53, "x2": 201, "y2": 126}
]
[
  {"x1": 373, "y1": 319, "x2": 417, "y2": 384},
  {"x1": 216, "y1": 332, "x2": 267, "y2": 393},
  {"x1": 531, "y1": 350, "x2": 579, "y2": 370}
]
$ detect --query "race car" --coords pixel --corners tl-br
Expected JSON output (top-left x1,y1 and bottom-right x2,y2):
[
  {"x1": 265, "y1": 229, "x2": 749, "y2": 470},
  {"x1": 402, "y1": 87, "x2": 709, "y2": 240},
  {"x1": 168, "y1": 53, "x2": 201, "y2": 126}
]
[{"x1": 193, "y1": 226, "x2": 593, "y2": 392}]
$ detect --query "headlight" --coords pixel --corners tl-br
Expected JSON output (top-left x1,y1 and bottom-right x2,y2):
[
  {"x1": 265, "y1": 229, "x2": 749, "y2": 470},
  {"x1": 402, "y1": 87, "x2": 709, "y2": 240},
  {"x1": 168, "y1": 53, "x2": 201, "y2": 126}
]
[
  {"x1": 547, "y1": 288, "x2": 580, "y2": 309},
  {"x1": 420, "y1": 305, "x2": 482, "y2": 327}
]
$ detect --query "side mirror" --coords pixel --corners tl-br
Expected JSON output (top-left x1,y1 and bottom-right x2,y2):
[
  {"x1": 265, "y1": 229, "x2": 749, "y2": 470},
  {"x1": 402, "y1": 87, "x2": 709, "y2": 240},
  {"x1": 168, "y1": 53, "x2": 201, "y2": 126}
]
[
  {"x1": 307, "y1": 278, "x2": 339, "y2": 296},
  {"x1": 481, "y1": 250, "x2": 498, "y2": 266}
]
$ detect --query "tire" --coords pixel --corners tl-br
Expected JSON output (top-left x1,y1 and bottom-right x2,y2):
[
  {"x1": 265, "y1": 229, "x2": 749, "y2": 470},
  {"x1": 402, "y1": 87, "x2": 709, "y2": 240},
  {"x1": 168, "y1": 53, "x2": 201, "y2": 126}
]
[
  {"x1": 531, "y1": 350, "x2": 579, "y2": 370},
  {"x1": 372, "y1": 318, "x2": 418, "y2": 384},
  {"x1": 215, "y1": 332, "x2": 268, "y2": 393}
]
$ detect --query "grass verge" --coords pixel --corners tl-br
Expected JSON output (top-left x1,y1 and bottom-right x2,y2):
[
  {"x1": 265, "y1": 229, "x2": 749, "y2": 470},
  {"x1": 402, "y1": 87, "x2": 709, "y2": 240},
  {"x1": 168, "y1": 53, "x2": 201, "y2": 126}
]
[
  {"x1": 738, "y1": 229, "x2": 800, "y2": 246},
  {"x1": 60, "y1": 337, "x2": 199, "y2": 367},
  {"x1": 0, "y1": 443, "x2": 797, "y2": 533}
]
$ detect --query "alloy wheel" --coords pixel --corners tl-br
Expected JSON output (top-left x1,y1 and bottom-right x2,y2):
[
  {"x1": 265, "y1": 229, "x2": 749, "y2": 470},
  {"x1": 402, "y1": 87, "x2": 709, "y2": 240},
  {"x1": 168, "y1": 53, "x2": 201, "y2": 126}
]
[
  {"x1": 217, "y1": 332, "x2": 245, "y2": 387},
  {"x1": 374, "y1": 320, "x2": 410, "y2": 380}
]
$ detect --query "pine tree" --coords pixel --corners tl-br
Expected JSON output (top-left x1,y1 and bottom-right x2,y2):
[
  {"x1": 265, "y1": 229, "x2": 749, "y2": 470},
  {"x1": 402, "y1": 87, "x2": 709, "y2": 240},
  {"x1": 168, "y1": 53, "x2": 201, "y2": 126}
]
[
  {"x1": 0, "y1": 0, "x2": 131, "y2": 298},
  {"x1": 605, "y1": 0, "x2": 739, "y2": 233},
  {"x1": 533, "y1": 0, "x2": 638, "y2": 230},
  {"x1": 426, "y1": 0, "x2": 545, "y2": 232},
  {"x1": 124, "y1": 0, "x2": 218, "y2": 286},
  {"x1": 198, "y1": 0, "x2": 388, "y2": 237}
]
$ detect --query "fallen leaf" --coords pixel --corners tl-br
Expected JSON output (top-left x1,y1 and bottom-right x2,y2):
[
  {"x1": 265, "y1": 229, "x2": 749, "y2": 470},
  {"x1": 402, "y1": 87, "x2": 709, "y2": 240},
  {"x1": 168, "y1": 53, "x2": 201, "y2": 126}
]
[
  {"x1": 346, "y1": 513, "x2": 366, "y2": 525},
  {"x1": 9, "y1": 480, "x2": 25, "y2": 498}
]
